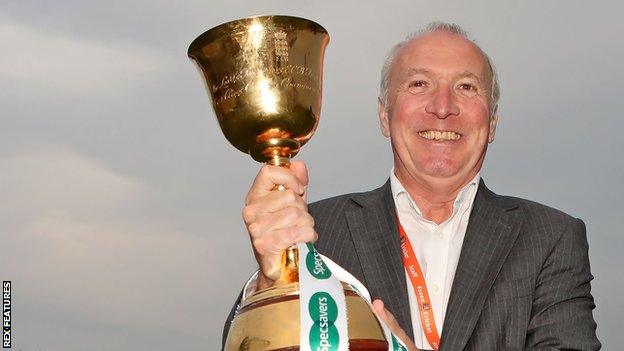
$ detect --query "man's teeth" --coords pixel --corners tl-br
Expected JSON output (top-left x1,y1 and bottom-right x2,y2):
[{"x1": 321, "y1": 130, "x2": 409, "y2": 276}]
[{"x1": 418, "y1": 130, "x2": 461, "y2": 141}]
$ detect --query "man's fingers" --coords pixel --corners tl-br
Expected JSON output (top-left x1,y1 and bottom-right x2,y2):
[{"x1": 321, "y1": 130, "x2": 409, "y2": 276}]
[
  {"x1": 277, "y1": 226, "x2": 317, "y2": 248},
  {"x1": 372, "y1": 299, "x2": 397, "y2": 325},
  {"x1": 253, "y1": 225, "x2": 317, "y2": 286},
  {"x1": 372, "y1": 299, "x2": 419, "y2": 351},
  {"x1": 252, "y1": 225, "x2": 318, "y2": 257},
  {"x1": 242, "y1": 160, "x2": 313, "y2": 289},
  {"x1": 243, "y1": 188, "x2": 308, "y2": 224},
  {"x1": 246, "y1": 164, "x2": 306, "y2": 203},
  {"x1": 251, "y1": 207, "x2": 315, "y2": 238}
]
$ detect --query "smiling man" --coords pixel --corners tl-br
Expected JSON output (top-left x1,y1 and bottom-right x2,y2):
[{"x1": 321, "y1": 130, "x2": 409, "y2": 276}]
[
  {"x1": 377, "y1": 27, "x2": 498, "y2": 225},
  {"x1": 228, "y1": 22, "x2": 601, "y2": 350}
]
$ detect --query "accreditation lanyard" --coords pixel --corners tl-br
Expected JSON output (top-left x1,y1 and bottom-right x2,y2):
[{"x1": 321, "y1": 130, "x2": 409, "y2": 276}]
[{"x1": 397, "y1": 219, "x2": 441, "y2": 350}]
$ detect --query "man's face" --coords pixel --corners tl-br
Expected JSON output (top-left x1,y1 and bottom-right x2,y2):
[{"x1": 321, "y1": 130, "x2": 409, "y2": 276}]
[{"x1": 378, "y1": 30, "x2": 498, "y2": 188}]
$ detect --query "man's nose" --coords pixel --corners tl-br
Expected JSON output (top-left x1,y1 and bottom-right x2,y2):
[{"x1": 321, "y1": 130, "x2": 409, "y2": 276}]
[{"x1": 425, "y1": 85, "x2": 460, "y2": 119}]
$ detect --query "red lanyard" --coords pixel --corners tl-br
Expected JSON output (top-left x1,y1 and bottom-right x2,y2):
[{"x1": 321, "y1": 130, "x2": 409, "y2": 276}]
[{"x1": 397, "y1": 219, "x2": 441, "y2": 350}]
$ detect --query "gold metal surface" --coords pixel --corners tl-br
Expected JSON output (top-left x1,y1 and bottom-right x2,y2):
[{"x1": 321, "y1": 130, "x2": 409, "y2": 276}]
[
  {"x1": 188, "y1": 15, "x2": 329, "y2": 164},
  {"x1": 188, "y1": 15, "x2": 388, "y2": 350},
  {"x1": 226, "y1": 283, "x2": 388, "y2": 350}
]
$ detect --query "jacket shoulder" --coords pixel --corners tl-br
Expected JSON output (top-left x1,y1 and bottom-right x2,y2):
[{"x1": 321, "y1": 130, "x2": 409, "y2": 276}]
[
  {"x1": 308, "y1": 192, "x2": 356, "y2": 213},
  {"x1": 485, "y1": 188, "x2": 586, "y2": 256},
  {"x1": 308, "y1": 183, "x2": 387, "y2": 218},
  {"x1": 502, "y1": 193, "x2": 582, "y2": 226},
  {"x1": 479, "y1": 182, "x2": 586, "y2": 253},
  {"x1": 306, "y1": 183, "x2": 389, "y2": 244},
  {"x1": 307, "y1": 191, "x2": 364, "y2": 224}
]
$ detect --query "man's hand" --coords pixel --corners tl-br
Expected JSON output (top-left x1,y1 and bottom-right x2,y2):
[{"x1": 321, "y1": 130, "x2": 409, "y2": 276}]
[
  {"x1": 372, "y1": 299, "x2": 419, "y2": 351},
  {"x1": 242, "y1": 160, "x2": 317, "y2": 290}
]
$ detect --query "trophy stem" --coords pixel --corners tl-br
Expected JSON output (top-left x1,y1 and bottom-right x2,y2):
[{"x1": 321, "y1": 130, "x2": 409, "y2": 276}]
[
  {"x1": 280, "y1": 245, "x2": 299, "y2": 284},
  {"x1": 266, "y1": 155, "x2": 291, "y2": 167}
]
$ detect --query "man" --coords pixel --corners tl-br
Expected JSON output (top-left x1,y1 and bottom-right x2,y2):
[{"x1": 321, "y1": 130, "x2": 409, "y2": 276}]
[{"x1": 226, "y1": 22, "x2": 601, "y2": 350}]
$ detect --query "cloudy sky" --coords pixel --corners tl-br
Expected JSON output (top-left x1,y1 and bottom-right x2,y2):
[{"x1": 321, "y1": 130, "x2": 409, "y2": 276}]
[{"x1": 1, "y1": 0, "x2": 622, "y2": 349}]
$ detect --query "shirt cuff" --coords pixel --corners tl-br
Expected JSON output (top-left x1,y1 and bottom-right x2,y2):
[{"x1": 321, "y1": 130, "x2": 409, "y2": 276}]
[{"x1": 242, "y1": 270, "x2": 260, "y2": 301}]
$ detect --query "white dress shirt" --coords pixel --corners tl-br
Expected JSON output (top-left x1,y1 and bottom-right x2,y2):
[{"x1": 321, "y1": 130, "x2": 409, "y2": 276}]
[{"x1": 390, "y1": 170, "x2": 480, "y2": 350}]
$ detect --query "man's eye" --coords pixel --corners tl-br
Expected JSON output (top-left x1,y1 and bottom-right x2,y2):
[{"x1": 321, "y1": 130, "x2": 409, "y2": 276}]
[
  {"x1": 409, "y1": 80, "x2": 428, "y2": 88},
  {"x1": 458, "y1": 83, "x2": 476, "y2": 90},
  {"x1": 407, "y1": 80, "x2": 428, "y2": 94},
  {"x1": 457, "y1": 83, "x2": 478, "y2": 97}
]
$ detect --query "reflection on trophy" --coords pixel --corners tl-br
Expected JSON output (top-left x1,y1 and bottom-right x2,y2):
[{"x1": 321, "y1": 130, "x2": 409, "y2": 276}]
[{"x1": 188, "y1": 15, "x2": 388, "y2": 350}]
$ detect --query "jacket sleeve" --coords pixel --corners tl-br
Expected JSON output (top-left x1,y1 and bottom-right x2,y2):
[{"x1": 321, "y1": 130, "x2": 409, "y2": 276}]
[
  {"x1": 221, "y1": 288, "x2": 243, "y2": 351},
  {"x1": 525, "y1": 218, "x2": 601, "y2": 350}
]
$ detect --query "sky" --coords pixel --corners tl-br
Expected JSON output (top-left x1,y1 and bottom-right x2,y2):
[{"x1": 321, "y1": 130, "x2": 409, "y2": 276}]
[{"x1": 1, "y1": 0, "x2": 623, "y2": 349}]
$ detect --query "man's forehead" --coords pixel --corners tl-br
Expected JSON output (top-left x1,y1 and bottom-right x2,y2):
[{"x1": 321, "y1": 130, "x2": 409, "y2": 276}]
[
  {"x1": 401, "y1": 30, "x2": 481, "y2": 55},
  {"x1": 393, "y1": 32, "x2": 490, "y2": 81},
  {"x1": 400, "y1": 68, "x2": 484, "y2": 81}
]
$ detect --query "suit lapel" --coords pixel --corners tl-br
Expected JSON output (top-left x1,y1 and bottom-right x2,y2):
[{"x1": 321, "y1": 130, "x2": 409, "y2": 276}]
[
  {"x1": 345, "y1": 181, "x2": 414, "y2": 337},
  {"x1": 440, "y1": 180, "x2": 522, "y2": 351}
]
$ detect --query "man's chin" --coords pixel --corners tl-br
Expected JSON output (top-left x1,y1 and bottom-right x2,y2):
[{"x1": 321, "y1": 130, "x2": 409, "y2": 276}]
[
  {"x1": 420, "y1": 161, "x2": 459, "y2": 179},
  {"x1": 418, "y1": 157, "x2": 482, "y2": 183}
]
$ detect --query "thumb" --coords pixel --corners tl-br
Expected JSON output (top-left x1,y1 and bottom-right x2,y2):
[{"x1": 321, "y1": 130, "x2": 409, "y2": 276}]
[
  {"x1": 289, "y1": 160, "x2": 309, "y2": 198},
  {"x1": 372, "y1": 299, "x2": 398, "y2": 326},
  {"x1": 289, "y1": 160, "x2": 308, "y2": 186},
  {"x1": 372, "y1": 299, "x2": 419, "y2": 351}
]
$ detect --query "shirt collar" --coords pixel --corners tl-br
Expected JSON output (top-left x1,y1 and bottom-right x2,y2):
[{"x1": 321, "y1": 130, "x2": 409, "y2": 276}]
[{"x1": 390, "y1": 167, "x2": 480, "y2": 222}]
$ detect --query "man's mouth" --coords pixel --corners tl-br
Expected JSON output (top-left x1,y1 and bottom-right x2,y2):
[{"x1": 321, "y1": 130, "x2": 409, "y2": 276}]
[{"x1": 418, "y1": 130, "x2": 462, "y2": 141}]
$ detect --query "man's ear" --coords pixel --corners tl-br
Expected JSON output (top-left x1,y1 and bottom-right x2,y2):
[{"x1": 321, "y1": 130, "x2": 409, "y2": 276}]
[
  {"x1": 488, "y1": 112, "x2": 499, "y2": 143},
  {"x1": 377, "y1": 98, "x2": 391, "y2": 138}
]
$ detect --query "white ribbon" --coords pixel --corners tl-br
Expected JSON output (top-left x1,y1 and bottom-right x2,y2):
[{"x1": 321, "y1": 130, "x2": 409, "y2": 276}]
[{"x1": 298, "y1": 242, "x2": 408, "y2": 351}]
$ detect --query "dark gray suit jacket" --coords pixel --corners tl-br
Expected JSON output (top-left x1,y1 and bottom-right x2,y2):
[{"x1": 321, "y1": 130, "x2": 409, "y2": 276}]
[{"x1": 223, "y1": 180, "x2": 601, "y2": 350}]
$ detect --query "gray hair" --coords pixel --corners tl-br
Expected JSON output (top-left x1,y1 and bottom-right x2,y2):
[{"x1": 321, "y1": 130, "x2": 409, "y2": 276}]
[{"x1": 379, "y1": 21, "x2": 500, "y2": 116}]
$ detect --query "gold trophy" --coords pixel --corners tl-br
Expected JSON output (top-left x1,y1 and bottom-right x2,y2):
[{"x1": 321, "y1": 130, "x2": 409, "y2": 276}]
[{"x1": 188, "y1": 15, "x2": 388, "y2": 350}]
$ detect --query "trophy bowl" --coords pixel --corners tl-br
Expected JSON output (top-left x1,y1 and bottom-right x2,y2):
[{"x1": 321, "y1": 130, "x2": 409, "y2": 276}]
[
  {"x1": 188, "y1": 15, "x2": 389, "y2": 350},
  {"x1": 188, "y1": 15, "x2": 327, "y2": 165}
]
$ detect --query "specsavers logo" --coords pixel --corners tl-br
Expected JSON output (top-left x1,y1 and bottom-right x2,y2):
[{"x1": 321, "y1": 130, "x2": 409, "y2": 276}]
[
  {"x1": 391, "y1": 334, "x2": 408, "y2": 351},
  {"x1": 308, "y1": 292, "x2": 339, "y2": 351},
  {"x1": 305, "y1": 243, "x2": 331, "y2": 279}
]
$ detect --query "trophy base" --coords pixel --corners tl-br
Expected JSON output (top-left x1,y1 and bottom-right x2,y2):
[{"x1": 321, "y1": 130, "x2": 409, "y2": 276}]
[
  {"x1": 224, "y1": 282, "x2": 389, "y2": 351},
  {"x1": 245, "y1": 339, "x2": 389, "y2": 351}
]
